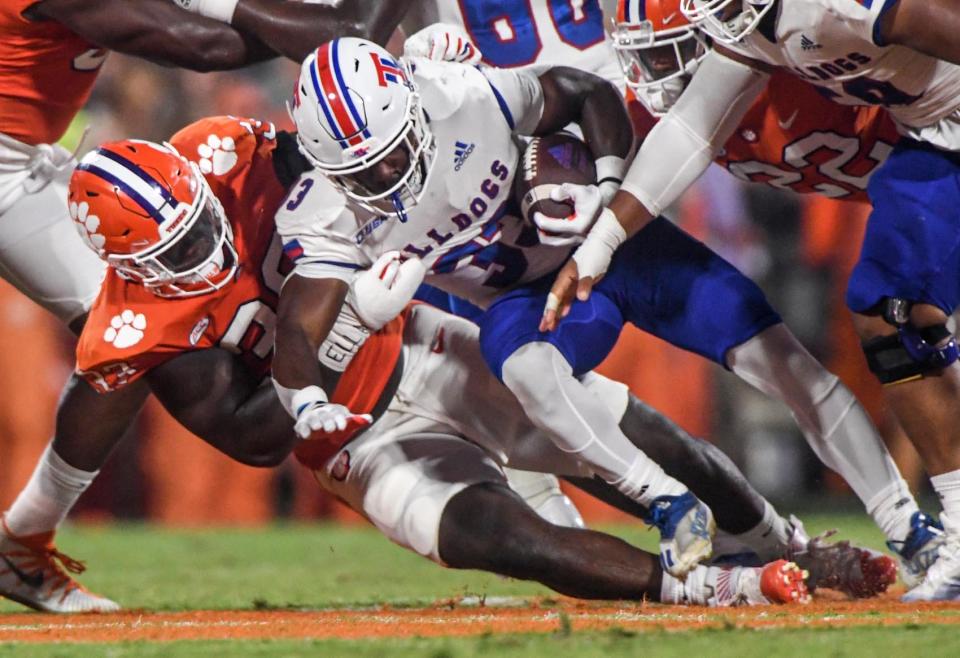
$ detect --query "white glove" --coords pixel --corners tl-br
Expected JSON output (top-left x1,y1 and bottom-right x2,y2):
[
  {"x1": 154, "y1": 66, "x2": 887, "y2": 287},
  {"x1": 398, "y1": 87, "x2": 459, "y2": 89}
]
[
  {"x1": 403, "y1": 23, "x2": 483, "y2": 64},
  {"x1": 170, "y1": 0, "x2": 238, "y2": 23},
  {"x1": 532, "y1": 184, "x2": 603, "y2": 247},
  {"x1": 349, "y1": 251, "x2": 426, "y2": 330},
  {"x1": 294, "y1": 401, "x2": 372, "y2": 440}
]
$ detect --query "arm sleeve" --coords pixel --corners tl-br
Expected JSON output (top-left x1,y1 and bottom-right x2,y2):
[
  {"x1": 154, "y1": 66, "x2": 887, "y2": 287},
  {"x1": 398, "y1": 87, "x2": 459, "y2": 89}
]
[
  {"x1": 274, "y1": 174, "x2": 371, "y2": 283},
  {"x1": 619, "y1": 50, "x2": 768, "y2": 217},
  {"x1": 479, "y1": 66, "x2": 545, "y2": 135}
]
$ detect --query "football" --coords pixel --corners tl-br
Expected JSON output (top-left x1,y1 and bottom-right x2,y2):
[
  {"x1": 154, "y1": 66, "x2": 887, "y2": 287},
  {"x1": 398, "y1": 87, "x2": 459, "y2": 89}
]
[{"x1": 515, "y1": 132, "x2": 596, "y2": 223}]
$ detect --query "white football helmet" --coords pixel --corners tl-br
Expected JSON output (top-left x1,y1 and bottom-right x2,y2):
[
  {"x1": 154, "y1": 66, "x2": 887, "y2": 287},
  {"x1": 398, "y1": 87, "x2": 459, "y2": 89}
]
[
  {"x1": 289, "y1": 37, "x2": 436, "y2": 220},
  {"x1": 614, "y1": 0, "x2": 709, "y2": 116},
  {"x1": 681, "y1": 0, "x2": 775, "y2": 45}
]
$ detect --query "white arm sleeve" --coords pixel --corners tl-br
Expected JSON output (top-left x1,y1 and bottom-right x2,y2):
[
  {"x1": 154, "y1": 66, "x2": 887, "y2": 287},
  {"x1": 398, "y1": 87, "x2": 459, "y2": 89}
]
[{"x1": 620, "y1": 50, "x2": 769, "y2": 217}]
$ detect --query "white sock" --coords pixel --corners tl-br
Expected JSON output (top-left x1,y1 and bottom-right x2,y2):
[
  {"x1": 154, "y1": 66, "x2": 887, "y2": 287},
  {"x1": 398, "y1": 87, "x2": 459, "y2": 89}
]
[
  {"x1": 728, "y1": 325, "x2": 918, "y2": 543},
  {"x1": 3, "y1": 444, "x2": 98, "y2": 536},
  {"x1": 502, "y1": 342, "x2": 686, "y2": 506},
  {"x1": 865, "y1": 478, "x2": 918, "y2": 543},
  {"x1": 931, "y1": 469, "x2": 960, "y2": 535},
  {"x1": 660, "y1": 565, "x2": 747, "y2": 607},
  {"x1": 731, "y1": 500, "x2": 791, "y2": 562}
]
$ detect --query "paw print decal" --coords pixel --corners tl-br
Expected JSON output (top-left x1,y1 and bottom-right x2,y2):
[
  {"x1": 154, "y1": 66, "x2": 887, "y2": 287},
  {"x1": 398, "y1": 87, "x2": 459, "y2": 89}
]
[
  {"x1": 197, "y1": 134, "x2": 238, "y2": 176},
  {"x1": 69, "y1": 201, "x2": 105, "y2": 253},
  {"x1": 103, "y1": 310, "x2": 147, "y2": 349}
]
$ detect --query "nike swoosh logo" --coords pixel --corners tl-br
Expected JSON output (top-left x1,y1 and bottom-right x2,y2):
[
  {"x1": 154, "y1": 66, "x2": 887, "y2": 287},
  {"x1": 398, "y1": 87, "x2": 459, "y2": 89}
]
[
  {"x1": 1, "y1": 554, "x2": 44, "y2": 589},
  {"x1": 778, "y1": 109, "x2": 800, "y2": 130},
  {"x1": 662, "y1": 12, "x2": 679, "y2": 25}
]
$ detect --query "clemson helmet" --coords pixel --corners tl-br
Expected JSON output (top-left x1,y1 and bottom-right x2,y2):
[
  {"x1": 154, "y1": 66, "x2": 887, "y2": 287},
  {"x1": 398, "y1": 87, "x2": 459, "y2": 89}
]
[
  {"x1": 680, "y1": 0, "x2": 775, "y2": 45},
  {"x1": 288, "y1": 37, "x2": 435, "y2": 220},
  {"x1": 69, "y1": 139, "x2": 237, "y2": 298},
  {"x1": 614, "y1": 0, "x2": 709, "y2": 115}
]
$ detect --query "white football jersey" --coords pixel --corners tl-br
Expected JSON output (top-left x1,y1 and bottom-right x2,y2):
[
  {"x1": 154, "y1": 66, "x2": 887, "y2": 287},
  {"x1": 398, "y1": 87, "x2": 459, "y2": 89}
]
[
  {"x1": 275, "y1": 59, "x2": 572, "y2": 309},
  {"x1": 724, "y1": 0, "x2": 960, "y2": 148},
  {"x1": 404, "y1": 0, "x2": 622, "y2": 86}
]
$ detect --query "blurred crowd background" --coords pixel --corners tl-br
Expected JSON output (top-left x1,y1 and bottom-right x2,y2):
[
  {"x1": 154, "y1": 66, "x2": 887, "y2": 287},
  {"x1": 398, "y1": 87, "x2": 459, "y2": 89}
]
[{"x1": 0, "y1": 20, "x2": 926, "y2": 526}]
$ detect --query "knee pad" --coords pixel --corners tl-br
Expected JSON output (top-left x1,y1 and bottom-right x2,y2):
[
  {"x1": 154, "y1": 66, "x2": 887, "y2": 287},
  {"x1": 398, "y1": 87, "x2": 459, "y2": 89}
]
[{"x1": 863, "y1": 314, "x2": 959, "y2": 385}]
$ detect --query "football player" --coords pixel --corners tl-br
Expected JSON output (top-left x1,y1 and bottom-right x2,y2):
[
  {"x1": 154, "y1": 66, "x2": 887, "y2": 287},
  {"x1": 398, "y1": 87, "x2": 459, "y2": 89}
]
[
  {"x1": 2, "y1": 118, "x2": 813, "y2": 610},
  {"x1": 276, "y1": 37, "x2": 896, "y2": 587},
  {"x1": 0, "y1": 0, "x2": 412, "y2": 613},
  {"x1": 545, "y1": 0, "x2": 960, "y2": 601},
  {"x1": 609, "y1": 0, "x2": 944, "y2": 590}
]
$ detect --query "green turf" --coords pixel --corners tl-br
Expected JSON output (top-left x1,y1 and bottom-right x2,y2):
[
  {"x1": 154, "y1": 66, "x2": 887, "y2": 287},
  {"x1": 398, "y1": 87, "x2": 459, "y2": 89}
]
[
  {"x1": 0, "y1": 512, "x2": 951, "y2": 656},
  {"x1": 3, "y1": 626, "x2": 960, "y2": 658},
  {"x1": 0, "y1": 512, "x2": 889, "y2": 612}
]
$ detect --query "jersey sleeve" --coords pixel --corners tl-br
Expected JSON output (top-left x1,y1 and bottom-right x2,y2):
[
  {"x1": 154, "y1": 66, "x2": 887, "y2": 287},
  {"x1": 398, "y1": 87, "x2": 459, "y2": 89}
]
[
  {"x1": 76, "y1": 318, "x2": 173, "y2": 393},
  {"x1": 274, "y1": 171, "x2": 370, "y2": 283},
  {"x1": 831, "y1": 0, "x2": 900, "y2": 46},
  {"x1": 477, "y1": 65, "x2": 545, "y2": 135}
]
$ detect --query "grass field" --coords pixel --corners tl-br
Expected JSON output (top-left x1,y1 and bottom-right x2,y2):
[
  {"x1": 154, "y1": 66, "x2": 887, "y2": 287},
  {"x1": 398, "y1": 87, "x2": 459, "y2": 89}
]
[{"x1": 2, "y1": 513, "x2": 960, "y2": 656}]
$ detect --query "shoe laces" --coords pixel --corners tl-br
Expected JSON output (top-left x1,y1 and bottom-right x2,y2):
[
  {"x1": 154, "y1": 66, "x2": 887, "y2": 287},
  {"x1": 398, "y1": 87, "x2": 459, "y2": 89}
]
[{"x1": 4, "y1": 542, "x2": 87, "y2": 602}]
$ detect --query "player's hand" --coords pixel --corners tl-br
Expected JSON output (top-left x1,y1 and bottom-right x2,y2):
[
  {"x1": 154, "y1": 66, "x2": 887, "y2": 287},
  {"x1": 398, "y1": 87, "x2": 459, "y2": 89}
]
[
  {"x1": 350, "y1": 251, "x2": 426, "y2": 330},
  {"x1": 294, "y1": 401, "x2": 372, "y2": 440},
  {"x1": 540, "y1": 259, "x2": 592, "y2": 332},
  {"x1": 403, "y1": 23, "x2": 483, "y2": 64},
  {"x1": 532, "y1": 183, "x2": 602, "y2": 247}
]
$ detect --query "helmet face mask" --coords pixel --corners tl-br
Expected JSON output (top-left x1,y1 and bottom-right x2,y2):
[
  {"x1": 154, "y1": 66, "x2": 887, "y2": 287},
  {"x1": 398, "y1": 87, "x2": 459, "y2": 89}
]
[
  {"x1": 680, "y1": 0, "x2": 774, "y2": 45},
  {"x1": 290, "y1": 38, "x2": 437, "y2": 220},
  {"x1": 71, "y1": 143, "x2": 238, "y2": 299},
  {"x1": 614, "y1": 1, "x2": 709, "y2": 116}
]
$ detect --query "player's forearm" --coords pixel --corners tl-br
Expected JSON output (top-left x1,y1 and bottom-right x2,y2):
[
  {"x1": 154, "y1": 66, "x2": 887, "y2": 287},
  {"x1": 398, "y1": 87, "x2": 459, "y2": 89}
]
[
  {"x1": 38, "y1": 0, "x2": 273, "y2": 70},
  {"x1": 880, "y1": 0, "x2": 960, "y2": 65},
  {"x1": 231, "y1": 0, "x2": 413, "y2": 61}
]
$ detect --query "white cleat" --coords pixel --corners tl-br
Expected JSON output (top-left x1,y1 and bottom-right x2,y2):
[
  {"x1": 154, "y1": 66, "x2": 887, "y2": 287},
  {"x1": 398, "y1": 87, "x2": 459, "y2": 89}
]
[
  {"x1": 0, "y1": 519, "x2": 119, "y2": 613},
  {"x1": 645, "y1": 492, "x2": 716, "y2": 578},
  {"x1": 902, "y1": 533, "x2": 960, "y2": 602}
]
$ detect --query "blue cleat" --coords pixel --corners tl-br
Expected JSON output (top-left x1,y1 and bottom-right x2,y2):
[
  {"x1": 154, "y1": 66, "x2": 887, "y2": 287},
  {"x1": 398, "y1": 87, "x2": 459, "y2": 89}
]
[
  {"x1": 645, "y1": 492, "x2": 715, "y2": 578},
  {"x1": 887, "y1": 511, "x2": 946, "y2": 590}
]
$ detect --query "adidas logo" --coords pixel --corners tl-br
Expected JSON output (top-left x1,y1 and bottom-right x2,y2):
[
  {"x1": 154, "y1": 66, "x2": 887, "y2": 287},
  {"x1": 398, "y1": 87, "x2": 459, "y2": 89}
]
[
  {"x1": 453, "y1": 140, "x2": 475, "y2": 171},
  {"x1": 800, "y1": 34, "x2": 822, "y2": 51}
]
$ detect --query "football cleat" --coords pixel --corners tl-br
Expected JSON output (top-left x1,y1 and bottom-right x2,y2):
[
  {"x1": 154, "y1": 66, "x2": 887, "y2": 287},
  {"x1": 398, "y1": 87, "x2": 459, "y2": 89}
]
[
  {"x1": 645, "y1": 491, "x2": 716, "y2": 578},
  {"x1": 758, "y1": 559, "x2": 812, "y2": 605},
  {"x1": 704, "y1": 559, "x2": 810, "y2": 606},
  {"x1": 0, "y1": 519, "x2": 119, "y2": 613},
  {"x1": 902, "y1": 531, "x2": 960, "y2": 602},
  {"x1": 887, "y1": 511, "x2": 947, "y2": 589},
  {"x1": 786, "y1": 516, "x2": 897, "y2": 598}
]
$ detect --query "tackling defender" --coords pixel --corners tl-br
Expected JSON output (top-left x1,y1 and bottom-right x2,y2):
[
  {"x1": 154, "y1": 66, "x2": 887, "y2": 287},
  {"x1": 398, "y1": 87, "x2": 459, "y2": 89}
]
[
  {"x1": 545, "y1": 0, "x2": 960, "y2": 600},
  {"x1": 605, "y1": 0, "x2": 945, "y2": 588}
]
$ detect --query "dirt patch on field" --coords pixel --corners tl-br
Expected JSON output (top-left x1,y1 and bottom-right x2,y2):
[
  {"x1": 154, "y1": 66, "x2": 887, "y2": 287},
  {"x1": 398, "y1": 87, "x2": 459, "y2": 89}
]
[{"x1": 1, "y1": 593, "x2": 959, "y2": 643}]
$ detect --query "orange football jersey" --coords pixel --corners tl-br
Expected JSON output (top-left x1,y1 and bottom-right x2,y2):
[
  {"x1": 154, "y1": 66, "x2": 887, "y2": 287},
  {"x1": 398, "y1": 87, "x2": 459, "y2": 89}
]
[
  {"x1": 630, "y1": 71, "x2": 901, "y2": 203},
  {"x1": 76, "y1": 115, "x2": 404, "y2": 418},
  {"x1": 0, "y1": 0, "x2": 106, "y2": 145}
]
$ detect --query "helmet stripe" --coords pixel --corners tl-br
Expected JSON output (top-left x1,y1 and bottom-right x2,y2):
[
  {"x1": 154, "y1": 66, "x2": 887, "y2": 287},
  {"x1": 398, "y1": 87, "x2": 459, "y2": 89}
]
[
  {"x1": 77, "y1": 150, "x2": 182, "y2": 225},
  {"x1": 314, "y1": 42, "x2": 366, "y2": 149},
  {"x1": 309, "y1": 50, "x2": 348, "y2": 148},
  {"x1": 331, "y1": 39, "x2": 372, "y2": 141}
]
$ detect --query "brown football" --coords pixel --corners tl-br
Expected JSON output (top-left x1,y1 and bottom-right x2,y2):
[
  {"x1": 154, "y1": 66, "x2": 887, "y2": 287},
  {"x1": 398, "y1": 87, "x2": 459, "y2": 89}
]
[{"x1": 515, "y1": 132, "x2": 596, "y2": 223}]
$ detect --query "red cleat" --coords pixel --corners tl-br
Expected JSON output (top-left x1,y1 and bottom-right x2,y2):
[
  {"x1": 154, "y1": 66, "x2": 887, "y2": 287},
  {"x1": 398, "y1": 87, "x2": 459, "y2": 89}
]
[{"x1": 759, "y1": 559, "x2": 811, "y2": 604}]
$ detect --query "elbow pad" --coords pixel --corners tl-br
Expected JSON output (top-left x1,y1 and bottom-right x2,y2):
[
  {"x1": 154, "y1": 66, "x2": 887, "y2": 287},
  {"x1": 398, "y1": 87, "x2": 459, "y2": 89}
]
[{"x1": 621, "y1": 52, "x2": 769, "y2": 216}]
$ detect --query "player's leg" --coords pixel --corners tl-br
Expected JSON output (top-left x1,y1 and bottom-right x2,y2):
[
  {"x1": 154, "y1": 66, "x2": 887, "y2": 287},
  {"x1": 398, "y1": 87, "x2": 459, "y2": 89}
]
[
  {"x1": 307, "y1": 411, "x2": 808, "y2": 605},
  {"x1": 605, "y1": 216, "x2": 917, "y2": 559},
  {"x1": 476, "y1": 299, "x2": 715, "y2": 578},
  {"x1": 846, "y1": 138, "x2": 960, "y2": 599},
  {"x1": 0, "y1": 162, "x2": 128, "y2": 612}
]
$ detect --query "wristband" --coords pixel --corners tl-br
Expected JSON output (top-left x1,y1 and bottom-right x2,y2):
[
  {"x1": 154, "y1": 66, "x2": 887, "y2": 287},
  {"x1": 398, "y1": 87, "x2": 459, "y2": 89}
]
[
  {"x1": 595, "y1": 155, "x2": 626, "y2": 206},
  {"x1": 572, "y1": 207, "x2": 626, "y2": 280},
  {"x1": 273, "y1": 381, "x2": 328, "y2": 420}
]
